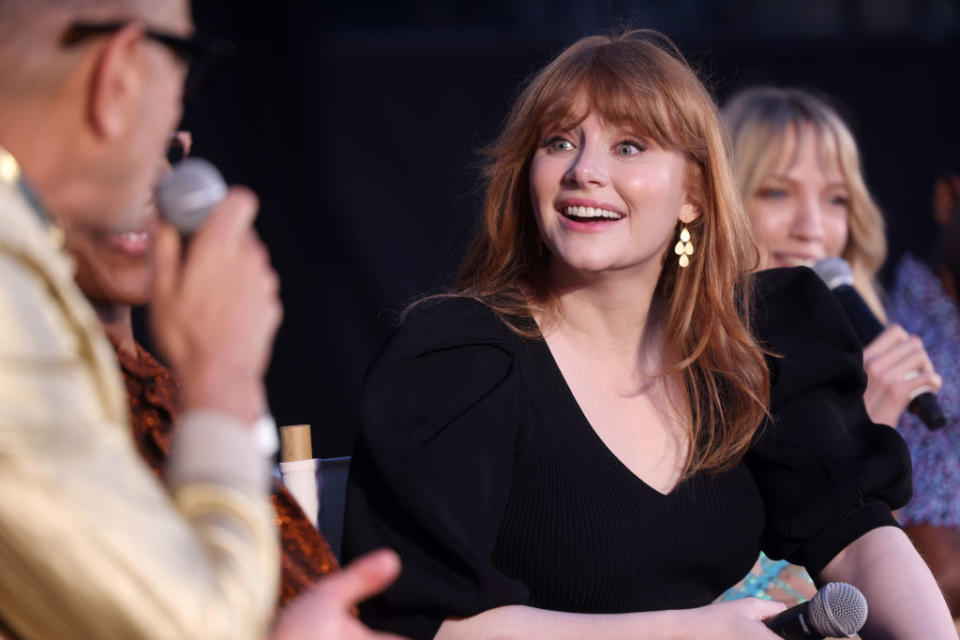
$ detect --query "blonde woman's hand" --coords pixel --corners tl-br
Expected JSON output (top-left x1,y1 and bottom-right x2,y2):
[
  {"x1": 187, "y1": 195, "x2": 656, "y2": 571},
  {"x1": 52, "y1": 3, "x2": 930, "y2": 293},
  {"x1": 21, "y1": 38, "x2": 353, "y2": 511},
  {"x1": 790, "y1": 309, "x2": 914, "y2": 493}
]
[{"x1": 862, "y1": 324, "x2": 941, "y2": 427}]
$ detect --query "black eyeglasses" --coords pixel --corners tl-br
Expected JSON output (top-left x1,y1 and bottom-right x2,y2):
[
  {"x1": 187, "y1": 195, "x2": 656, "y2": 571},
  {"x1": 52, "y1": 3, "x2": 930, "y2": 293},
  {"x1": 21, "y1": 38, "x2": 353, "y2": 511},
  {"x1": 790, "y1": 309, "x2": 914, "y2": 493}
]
[
  {"x1": 61, "y1": 22, "x2": 234, "y2": 96},
  {"x1": 166, "y1": 131, "x2": 192, "y2": 165}
]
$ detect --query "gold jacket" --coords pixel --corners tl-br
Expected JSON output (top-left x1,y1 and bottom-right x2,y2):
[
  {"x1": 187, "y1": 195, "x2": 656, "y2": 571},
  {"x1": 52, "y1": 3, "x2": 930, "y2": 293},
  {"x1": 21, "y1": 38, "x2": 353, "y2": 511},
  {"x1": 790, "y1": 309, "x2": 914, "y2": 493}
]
[{"x1": 0, "y1": 148, "x2": 279, "y2": 639}]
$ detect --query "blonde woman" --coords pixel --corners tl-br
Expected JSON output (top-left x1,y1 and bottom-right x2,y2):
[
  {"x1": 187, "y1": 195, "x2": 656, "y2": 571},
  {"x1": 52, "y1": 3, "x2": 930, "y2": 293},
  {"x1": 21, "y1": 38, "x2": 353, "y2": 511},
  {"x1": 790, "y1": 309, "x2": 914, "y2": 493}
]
[
  {"x1": 724, "y1": 86, "x2": 958, "y2": 619},
  {"x1": 345, "y1": 34, "x2": 955, "y2": 639},
  {"x1": 723, "y1": 87, "x2": 941, "y2": 428}
]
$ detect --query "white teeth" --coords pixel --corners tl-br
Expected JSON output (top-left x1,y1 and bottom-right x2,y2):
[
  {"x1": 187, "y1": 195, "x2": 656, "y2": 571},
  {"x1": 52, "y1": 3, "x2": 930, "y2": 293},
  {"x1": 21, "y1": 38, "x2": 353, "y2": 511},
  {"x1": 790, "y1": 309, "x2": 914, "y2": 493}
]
[
  {"x1": 119, "y1": 232, "x2": 148, "y2": 242},
  {"x1": 563, "y1": 205, "x2": 623, "y2": 220}
]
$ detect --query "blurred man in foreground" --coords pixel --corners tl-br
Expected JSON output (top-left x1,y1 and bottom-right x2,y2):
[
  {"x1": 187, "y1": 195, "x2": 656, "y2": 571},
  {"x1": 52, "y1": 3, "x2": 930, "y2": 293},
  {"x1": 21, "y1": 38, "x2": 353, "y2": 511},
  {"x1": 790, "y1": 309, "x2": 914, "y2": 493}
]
[{"x1": 0, "y1": 1, "x2": 400, "y2": 638}]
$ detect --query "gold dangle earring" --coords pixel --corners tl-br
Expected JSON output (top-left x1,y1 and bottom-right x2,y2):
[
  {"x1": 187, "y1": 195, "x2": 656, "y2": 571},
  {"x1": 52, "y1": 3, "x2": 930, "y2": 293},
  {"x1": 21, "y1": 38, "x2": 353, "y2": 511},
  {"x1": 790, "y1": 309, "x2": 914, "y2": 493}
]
[{"x1": 674, "y1": 226, "x2": 694, "y2": 268}]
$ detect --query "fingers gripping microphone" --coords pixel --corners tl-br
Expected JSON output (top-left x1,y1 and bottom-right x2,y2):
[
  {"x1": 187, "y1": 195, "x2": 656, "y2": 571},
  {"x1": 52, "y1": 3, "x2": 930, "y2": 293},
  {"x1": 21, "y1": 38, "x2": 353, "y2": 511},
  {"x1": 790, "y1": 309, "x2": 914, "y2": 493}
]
[
  {"x1": 153, "y1": 157, "x2": 279, "y2": 457},
  {"x1": 155, "y1": 157, "x2": 227, "y2": 235},
  {"x1": 812, "y1": 257, "x2": 947, "y2": 430},
  {"x1": 766, "y1": 582, "x2": 867, "y2": 639}
]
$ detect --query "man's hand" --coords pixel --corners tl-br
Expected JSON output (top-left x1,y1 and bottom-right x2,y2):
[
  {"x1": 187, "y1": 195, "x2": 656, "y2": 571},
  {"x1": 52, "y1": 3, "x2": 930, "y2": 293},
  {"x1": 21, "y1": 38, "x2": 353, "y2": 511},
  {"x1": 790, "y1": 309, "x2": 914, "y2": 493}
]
[
  {"x1": 151, "y1": 187, "x2": 282, "y2": 423},
  {"x1": 271, "y1": 549, "x2": 407, "y2": 640}
]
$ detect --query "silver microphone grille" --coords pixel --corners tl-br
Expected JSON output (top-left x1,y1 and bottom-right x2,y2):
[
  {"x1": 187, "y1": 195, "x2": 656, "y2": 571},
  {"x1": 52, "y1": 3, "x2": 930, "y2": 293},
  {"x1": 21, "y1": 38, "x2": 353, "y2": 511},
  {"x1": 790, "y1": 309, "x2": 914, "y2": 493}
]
[
  {"x1": 808, "y1": 581, "x2": 868, "y2": 637},
  {"x1": 811, "y1": 257, "x2": 855, "y2": 291},
  {"x1": 155, "y1": 157, "x2": 227, "y2": 234}
]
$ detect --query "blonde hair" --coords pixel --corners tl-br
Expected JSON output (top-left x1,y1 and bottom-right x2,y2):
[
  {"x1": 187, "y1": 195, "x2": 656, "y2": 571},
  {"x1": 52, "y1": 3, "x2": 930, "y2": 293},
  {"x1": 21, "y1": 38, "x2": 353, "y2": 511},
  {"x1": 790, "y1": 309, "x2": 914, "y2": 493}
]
[
  {"x1": 723, "y1": 87, "x2": 888, "y2": 320},
  {"x1": 455, "y1": 29, "x2": 770, "y2": 478}
]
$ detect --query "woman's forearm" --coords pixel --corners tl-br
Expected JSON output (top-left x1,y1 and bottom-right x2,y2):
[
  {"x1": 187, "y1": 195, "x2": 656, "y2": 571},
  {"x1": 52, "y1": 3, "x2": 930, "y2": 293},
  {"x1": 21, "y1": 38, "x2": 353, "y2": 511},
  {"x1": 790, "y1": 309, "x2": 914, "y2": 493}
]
[
  {"x1": 818, "y1": 526, "x2": 955, "y2": 639},
  {"x1": 434, "y1": 599, "x2": 787, "y2": 640},
  {"x1": 436, "y1": 606, "x2": 677, "y2": 640}
]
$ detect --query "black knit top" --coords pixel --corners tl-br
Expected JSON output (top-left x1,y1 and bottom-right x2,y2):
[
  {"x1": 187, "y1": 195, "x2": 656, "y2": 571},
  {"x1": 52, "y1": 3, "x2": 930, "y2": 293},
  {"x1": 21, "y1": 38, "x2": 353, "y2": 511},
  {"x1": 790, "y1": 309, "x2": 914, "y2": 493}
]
[{"x1": 343, "y1": 267, "x2": 912, "y2": 640}]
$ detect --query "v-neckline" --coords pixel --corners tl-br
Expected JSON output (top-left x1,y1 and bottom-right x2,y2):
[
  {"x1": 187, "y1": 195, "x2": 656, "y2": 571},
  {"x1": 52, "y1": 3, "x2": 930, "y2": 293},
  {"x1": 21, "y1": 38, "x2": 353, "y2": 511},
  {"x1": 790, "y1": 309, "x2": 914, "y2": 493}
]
[{"x1": 529, "y1": 334, "x2": 687, "y2": 498}]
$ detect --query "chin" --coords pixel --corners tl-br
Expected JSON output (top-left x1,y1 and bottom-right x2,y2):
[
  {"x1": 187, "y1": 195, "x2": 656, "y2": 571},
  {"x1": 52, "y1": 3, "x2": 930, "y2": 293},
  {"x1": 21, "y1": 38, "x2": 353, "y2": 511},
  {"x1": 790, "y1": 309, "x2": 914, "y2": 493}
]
[
  {"x1": 570, "y1": 260, "x2": 621, "y2": 274},
  {"x1": 551, "y1": 251, "x2": 624, "y2": 275},
  {"x1": 80, "y1": 273, "x2": 154, "y2": 308},
  {"x1": 114, "y1": 279, "x2": 154, "y2": 307}
]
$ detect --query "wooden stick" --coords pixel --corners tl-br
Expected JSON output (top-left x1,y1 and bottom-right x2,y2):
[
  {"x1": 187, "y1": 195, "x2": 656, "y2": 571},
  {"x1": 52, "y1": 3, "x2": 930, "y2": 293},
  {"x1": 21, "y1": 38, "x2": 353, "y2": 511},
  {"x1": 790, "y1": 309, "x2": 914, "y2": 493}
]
[{"x1": 280, "y1": 424, "x2": 312, "y2": 462}]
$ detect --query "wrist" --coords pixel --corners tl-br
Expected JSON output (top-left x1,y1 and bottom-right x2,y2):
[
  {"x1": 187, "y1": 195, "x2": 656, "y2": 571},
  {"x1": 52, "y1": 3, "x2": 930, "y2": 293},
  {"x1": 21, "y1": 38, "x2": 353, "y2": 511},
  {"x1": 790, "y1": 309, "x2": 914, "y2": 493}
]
[
  {"x1": 178, "y1": 364, "x2": 264, "y2": 425},
  {"x1": 655, "y1": 608, "x2": 696, "y2": 640}
]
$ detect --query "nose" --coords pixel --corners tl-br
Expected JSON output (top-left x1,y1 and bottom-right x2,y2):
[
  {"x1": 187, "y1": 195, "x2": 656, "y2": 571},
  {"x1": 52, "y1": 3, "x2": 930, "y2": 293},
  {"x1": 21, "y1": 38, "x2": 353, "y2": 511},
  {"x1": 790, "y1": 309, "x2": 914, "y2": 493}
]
[
  {"x1": 563, "y1": 143, "x2": 608, "y2": 189},
  {"x1": 790, "y1": 192, "x2": 826, "y2": 241}
]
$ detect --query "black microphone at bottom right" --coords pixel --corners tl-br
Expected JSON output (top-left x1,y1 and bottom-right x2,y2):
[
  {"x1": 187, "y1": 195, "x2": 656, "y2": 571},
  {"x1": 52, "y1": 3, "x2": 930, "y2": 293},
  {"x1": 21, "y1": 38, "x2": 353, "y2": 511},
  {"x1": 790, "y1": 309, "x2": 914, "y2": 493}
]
[
  {"x1": 812, "y1": 257, "x2": 946, "y2": 430},
  {"x1": 765, "y1": 582, "x2": 868, "y2": 639}
]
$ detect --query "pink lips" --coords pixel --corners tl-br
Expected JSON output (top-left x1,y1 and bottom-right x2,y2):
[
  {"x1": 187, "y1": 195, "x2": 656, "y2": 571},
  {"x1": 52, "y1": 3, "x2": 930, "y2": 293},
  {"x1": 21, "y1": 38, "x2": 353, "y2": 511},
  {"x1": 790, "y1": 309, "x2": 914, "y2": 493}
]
[
  {"x1": 102, "y1": 231, "x2": 152, "y2": 256},
  {"x1": 555, "y1": 198, "x2": 625, "y2": 233},
  {"x1": 558, "y1": 216, "x2": 622, "y2": 233},
  {"x1": 101, "y1": 217, "x2": 157, "y2": 257}
]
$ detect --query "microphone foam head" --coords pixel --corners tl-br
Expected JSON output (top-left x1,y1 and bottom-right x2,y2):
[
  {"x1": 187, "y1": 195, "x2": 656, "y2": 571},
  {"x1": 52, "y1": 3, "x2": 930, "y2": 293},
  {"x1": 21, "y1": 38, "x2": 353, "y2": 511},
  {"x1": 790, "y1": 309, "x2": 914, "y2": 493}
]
[
  {"x1": 155, "y1": 157, "x2": 227, "y2": 234},
  {"x1": 808, "y1": 581, "x2": 868, "y2": 637},
  {"x1": 811, "y1": 257, "x2": 855, "y2": 291}
]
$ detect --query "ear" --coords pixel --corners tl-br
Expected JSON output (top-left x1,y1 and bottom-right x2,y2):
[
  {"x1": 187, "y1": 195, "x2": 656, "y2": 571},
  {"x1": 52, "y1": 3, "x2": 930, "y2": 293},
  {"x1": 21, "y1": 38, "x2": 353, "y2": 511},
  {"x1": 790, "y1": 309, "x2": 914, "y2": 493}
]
[
  {"x1": 87, "y1": 24, "x2": 146, "y2": 140},
  {"x1": 679, "y1": 201, "x2": 700, "y2": 224}
]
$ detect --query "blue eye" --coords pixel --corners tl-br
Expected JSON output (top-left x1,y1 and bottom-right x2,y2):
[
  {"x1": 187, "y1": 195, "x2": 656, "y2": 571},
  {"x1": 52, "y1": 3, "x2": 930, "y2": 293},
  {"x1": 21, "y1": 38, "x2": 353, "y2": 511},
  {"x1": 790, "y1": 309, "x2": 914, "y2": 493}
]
[
  {"x1": 616, "y1": 140, "x2": 644, "y2": 156},
  {"x1": 757, "y1": 188, "x2": 787, "y2": 200},
  {"x1": 828, "y1": 194, "x2": 850, "y2": 209},
  {"x1": 545, "y1": 137, "x2": 574, "y2": 152}
]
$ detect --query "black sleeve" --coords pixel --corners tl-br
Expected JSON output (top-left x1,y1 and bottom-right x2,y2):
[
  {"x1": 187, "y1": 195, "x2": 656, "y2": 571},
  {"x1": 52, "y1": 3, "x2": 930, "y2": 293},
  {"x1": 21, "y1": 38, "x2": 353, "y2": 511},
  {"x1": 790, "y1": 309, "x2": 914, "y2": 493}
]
[
  {"x1": 746, "y1": 268, "x2": 913, "y2": 577},
  {"x1": 343, "y1": 299, "x2": 529, "y2": 640}
]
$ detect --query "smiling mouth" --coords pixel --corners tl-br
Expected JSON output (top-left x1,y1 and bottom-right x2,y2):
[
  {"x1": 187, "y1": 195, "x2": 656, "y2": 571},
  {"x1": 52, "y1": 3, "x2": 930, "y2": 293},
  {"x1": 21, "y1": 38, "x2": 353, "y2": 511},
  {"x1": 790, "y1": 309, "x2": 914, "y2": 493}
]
[
  {"x1": 103, "y1": 230, "x2": 152, "y2": 255},
  {"x1": 560, "y1": 205, "x2": 625, "y2": 222}
]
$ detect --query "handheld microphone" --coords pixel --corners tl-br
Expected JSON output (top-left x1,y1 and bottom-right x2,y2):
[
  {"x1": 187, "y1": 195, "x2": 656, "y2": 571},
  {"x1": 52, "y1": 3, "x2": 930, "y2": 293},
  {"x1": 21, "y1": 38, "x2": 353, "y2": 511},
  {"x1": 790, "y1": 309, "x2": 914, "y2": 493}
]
[
  {"x1": 765, "y1": 581, "x2": 867, "y2": 639},
  {"x1": 155, "y1": 157, "x2": 227, "y2": 235},
  {"x1": 812, "y1": 257, "x2": 947, "y2": 430},
  {"x1": 153, "y1": 157, "x2": 279, "y2": 457}
]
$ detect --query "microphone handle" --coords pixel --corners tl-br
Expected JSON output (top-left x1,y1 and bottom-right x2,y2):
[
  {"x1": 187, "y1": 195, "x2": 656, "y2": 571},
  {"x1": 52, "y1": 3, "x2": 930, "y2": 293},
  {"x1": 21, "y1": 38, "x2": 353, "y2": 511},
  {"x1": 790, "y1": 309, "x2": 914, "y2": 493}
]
[
  {"x1": 829, "y1": 285, "x2": 883, "y2": 343},
  {"x1": 765, "y1": 601, "x2": 823, "y2": 639},
  {"x1": 910, "y1": 392, "x2": 947, "y2": 430},
  {"x1": 832, "y1": 285, "x2": 947, "y2": 430}
]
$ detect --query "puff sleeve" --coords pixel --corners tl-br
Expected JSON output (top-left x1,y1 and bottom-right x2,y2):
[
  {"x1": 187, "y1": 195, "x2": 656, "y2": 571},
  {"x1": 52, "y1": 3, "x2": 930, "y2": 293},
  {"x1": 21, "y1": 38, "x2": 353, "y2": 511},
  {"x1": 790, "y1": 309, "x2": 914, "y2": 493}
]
[
  {"x1": 343, "y1": 298, "x2": 529, "y2": 640},
  {"x1": 747, "y1": 268, "x2": 913, "y2": 577}
]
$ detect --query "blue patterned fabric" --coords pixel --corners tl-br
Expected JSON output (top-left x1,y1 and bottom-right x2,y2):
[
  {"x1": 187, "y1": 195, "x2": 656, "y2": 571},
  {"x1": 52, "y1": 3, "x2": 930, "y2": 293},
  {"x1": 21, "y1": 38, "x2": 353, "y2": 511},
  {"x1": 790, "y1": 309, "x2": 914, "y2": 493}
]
[
  {"x1": 889, "y1": 255, "x2": 960, "y2": 530},
  {"x1": 719, "y1": 553, "x2": 813, "y2": 603}
]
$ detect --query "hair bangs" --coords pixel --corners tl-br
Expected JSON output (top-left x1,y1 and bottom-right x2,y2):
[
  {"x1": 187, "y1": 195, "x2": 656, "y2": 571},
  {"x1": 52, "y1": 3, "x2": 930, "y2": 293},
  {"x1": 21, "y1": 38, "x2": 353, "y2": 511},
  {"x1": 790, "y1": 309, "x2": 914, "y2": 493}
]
[
  {"x1": 531, "y1": 42, "x2": 685, "y2": 153},
  {"x1": 724, "y1": 86, "x2": 890, "y2": 319}
]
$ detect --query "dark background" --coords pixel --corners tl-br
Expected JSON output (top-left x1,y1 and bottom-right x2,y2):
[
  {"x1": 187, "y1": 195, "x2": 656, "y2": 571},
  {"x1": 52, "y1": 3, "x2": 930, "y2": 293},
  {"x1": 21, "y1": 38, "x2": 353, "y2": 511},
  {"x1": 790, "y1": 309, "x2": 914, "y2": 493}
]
[{"x1": 180, "y1": 0, "x2": 960, "y2": 458}]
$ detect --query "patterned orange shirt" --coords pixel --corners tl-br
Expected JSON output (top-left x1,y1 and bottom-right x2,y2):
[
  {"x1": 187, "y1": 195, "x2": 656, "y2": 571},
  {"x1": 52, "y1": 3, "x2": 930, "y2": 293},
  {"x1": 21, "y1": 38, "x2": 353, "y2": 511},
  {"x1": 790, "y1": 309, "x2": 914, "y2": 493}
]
[{"x1": 115, "y1": 340, "x2": 339, "y2": 607}]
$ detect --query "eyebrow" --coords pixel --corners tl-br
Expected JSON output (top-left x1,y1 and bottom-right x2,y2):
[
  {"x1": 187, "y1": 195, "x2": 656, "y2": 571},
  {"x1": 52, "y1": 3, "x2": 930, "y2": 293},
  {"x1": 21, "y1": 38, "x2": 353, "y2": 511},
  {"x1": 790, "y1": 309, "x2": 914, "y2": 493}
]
[{"x1": 762, "y1": 174, "x2": 850, "y2": 190}]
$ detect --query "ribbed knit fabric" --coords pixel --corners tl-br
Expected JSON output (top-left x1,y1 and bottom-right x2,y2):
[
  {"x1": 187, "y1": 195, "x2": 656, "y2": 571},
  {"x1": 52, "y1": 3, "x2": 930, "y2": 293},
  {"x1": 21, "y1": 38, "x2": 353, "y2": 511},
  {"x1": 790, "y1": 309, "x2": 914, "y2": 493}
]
[
  {"x1": 344, "y1": 267, "x2": 911, "y2": 640},
  {"x1": 490, "y1": 335, "x2": 764, "y2": 613}
]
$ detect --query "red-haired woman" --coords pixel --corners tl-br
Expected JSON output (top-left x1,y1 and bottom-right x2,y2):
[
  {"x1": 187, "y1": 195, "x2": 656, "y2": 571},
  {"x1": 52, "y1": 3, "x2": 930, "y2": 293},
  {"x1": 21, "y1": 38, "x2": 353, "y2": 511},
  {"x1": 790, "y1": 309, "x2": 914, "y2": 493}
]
[{"x1": 344, "y1": 31, "x2": 955, "y2": 639}]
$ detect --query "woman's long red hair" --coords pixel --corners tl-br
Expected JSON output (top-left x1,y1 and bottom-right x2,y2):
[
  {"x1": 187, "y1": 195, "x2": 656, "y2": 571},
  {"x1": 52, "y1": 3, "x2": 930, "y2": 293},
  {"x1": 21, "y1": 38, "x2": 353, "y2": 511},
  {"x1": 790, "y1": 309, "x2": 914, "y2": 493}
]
[{"x1": 454, "y1": 30, "x2": 770, "y2": 477}]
